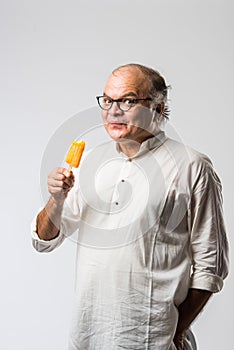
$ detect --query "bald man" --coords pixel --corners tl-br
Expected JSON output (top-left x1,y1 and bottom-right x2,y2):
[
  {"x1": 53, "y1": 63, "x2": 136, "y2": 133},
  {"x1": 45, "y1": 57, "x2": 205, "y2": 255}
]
[{"x1": 32, "y1": 63, "x2": 229, "y2": 350}]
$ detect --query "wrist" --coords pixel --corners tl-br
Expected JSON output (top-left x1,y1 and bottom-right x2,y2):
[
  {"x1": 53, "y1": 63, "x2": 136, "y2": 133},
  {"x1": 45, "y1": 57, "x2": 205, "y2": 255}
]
[
  {"x1": 50, "y1": 195, "x2": 65, "y2": 209},
  {"x1": 175, "y1": 320, "x2": 187, "y2": 335}
]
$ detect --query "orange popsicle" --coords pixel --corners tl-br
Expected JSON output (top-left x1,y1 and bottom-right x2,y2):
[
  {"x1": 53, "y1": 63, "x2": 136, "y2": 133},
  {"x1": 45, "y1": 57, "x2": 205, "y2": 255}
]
[{"x1": 66, "y1": 140, "x2": 85, "y2": 169}]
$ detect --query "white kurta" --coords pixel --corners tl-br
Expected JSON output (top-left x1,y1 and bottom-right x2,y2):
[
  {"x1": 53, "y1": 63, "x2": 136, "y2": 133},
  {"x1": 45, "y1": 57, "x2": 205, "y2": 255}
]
[{"x1": 32, "y1": 132, "x2": 229, "y2": 350}]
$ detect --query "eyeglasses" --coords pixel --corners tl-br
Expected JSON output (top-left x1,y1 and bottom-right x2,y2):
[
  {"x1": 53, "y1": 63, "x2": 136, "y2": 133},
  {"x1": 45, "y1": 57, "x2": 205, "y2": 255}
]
[{"x1": 96, "y1": 95, "x2": 152, "y2": 112}]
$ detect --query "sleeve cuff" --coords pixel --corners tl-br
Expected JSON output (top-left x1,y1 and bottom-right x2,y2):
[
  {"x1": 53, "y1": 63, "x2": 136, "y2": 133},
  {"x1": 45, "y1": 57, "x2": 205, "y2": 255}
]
[
  {"x1": 31, "y1": 209, "x2": 65, "y2": 253},
  {"x1": 190, "y1": 271, "x2": 224, "y2": 293}
]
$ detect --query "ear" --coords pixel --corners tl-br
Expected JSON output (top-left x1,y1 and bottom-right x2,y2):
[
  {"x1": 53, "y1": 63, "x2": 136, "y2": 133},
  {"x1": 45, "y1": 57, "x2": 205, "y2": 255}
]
[{"x1": 156, "y1": 103, "x2": 165, "y2": 115}]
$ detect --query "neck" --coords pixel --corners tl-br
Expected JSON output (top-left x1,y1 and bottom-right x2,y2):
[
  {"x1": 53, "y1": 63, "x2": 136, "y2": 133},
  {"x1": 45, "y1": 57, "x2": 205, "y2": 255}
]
[
  {"x1": 117, "y1": 134, "x2": 154, "y2": 157},
  {"x1": 118, "y1": 140, "x2": 140, "y2": 157}
]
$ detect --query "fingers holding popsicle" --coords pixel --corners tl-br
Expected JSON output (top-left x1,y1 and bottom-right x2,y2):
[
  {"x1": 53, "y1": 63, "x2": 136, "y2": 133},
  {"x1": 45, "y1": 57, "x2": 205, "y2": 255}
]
[
  {"x1": 48, "y1": 167, "x2": 75, "y2": 203},
  {"x1": 47, "y1": 140, "x2": 85, "y2": 204}
]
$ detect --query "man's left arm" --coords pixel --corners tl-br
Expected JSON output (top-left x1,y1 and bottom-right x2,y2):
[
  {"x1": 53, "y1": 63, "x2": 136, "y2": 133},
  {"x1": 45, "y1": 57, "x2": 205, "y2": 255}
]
[
  {"x1": 174, "y1": 158, "x2": 229, "y2": 349},
  {"x1": 174, "y1": 288, "x2": 212, "y2": 347},
  {"x1": 188, "y1": 159, "x2": 229, "y2": 291}
]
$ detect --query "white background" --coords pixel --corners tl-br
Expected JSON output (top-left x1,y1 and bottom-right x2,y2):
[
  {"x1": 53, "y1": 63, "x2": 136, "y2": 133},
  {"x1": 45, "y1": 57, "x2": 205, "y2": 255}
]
[{"x1": 0, "y1": 0, "x2": 233, "y2": 349}]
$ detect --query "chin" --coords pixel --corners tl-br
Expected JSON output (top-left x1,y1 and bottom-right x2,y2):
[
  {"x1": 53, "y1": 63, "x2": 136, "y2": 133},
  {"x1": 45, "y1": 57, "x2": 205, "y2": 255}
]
[{"x1": 108, "y1": 131, "x2": 125, "y2": 141}]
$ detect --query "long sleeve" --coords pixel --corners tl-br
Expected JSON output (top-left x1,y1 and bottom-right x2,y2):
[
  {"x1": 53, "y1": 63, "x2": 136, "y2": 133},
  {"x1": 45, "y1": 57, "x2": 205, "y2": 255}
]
[{"x1": 189, "y1": 157, "x2": 229, "y2": 292}]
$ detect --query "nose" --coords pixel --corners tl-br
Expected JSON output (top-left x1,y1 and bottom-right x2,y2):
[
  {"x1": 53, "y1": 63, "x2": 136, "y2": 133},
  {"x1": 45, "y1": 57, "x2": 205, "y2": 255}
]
[{"x1": 108, "y1": 101, "x2": 124, "y2": 116}]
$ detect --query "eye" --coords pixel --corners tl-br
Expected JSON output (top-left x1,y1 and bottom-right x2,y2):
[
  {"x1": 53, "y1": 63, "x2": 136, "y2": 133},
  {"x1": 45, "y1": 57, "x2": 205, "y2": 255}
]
[
  {"x1": 103, "y1": 97, "x2": 112, "y2": 105},
  {"x1": 123, "y1": 98, "x2": 136, "y2": 105}
]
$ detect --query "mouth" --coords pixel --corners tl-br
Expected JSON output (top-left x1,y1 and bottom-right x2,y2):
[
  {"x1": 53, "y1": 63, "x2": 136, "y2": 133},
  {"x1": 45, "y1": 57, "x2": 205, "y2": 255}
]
[{"x1": 105, "y1": 121, "x2": 128, "y2": 126}]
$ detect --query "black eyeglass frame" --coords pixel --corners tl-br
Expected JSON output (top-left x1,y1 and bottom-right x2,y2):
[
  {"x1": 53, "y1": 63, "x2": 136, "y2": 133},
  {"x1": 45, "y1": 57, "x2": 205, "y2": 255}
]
[{"x1": 96, "y1": 95, "x2": 152, "y2": 112}]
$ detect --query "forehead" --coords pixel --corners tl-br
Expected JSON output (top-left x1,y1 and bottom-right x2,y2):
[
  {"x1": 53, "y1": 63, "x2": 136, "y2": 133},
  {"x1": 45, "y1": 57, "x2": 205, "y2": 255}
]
[{"x1": 104, "y1": 67, "x2": 150, "y2": 98}]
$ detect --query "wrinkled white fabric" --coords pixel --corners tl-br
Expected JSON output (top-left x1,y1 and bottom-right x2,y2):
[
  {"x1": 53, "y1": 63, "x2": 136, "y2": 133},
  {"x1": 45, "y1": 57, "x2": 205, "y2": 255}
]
[{"x1": 32, "y1": 132, "x2": 229, "y2": 350}]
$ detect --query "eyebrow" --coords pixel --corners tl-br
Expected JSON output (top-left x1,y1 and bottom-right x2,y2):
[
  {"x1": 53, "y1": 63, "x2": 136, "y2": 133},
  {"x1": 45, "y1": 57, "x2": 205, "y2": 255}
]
[{"x1": 103, "y1": 92, "x2": 138, "y2": 98}]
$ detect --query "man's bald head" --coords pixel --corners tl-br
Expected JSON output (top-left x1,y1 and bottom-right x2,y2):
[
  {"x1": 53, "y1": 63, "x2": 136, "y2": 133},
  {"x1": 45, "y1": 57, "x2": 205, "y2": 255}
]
[{"x1": 112, "y1": 63, "x2": 170, "y2": 119}]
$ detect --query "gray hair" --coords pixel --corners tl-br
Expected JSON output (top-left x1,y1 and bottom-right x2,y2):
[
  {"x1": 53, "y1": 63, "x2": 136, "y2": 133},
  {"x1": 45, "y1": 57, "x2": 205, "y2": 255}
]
[{"x1": 113, "y1": 63, "x2": 171, "y2": 120}]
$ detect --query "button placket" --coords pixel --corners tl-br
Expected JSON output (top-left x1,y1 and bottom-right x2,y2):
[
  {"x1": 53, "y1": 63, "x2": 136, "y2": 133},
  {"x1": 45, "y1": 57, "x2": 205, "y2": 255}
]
[{"x1": 111, "y1": 158, "x2": 132, "y2": 207}]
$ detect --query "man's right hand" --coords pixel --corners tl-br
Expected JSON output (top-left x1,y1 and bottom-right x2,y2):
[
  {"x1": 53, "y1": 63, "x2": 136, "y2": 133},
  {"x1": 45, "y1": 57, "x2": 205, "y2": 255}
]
[
  {"x1": 173, "y1": 332, "x2": 184, "y2": 350},
  {"x1": 48, "y1": 167, "x2": 75, "y2": 204},
  {"x1": 36, "y1": 168, "x2": 75, "y2": 241}
]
